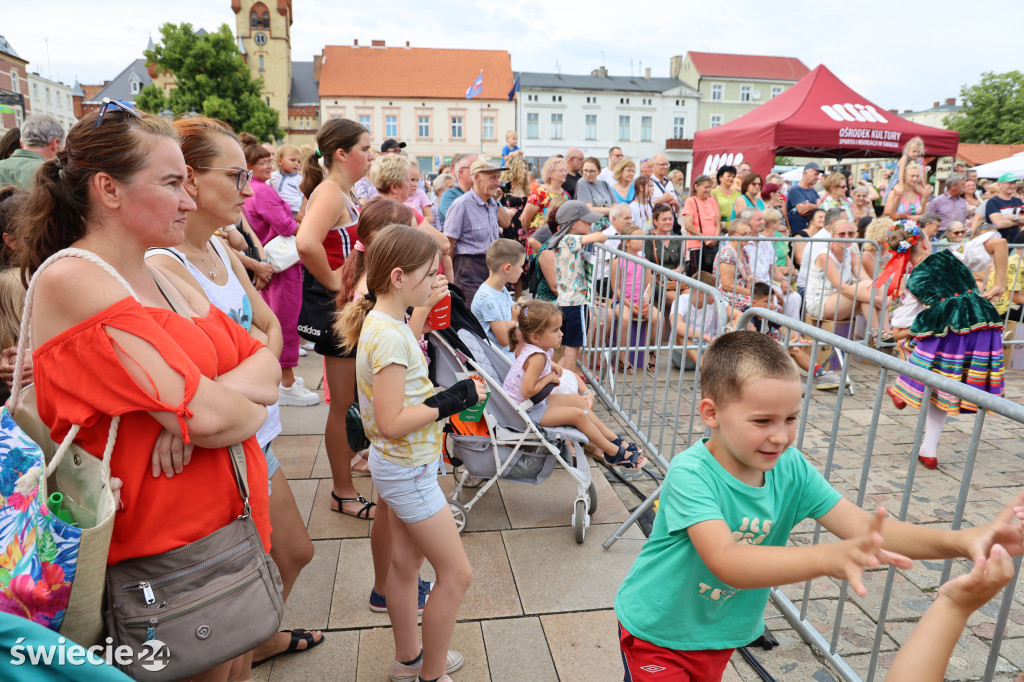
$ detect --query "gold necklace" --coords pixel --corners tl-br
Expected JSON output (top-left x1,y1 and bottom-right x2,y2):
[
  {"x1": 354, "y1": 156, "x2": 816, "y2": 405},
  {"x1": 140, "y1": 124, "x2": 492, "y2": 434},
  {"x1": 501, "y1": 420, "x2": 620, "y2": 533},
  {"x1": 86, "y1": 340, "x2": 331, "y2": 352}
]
[{"x1": 185, "y1": 240, "x2": 218, "y2": 280}]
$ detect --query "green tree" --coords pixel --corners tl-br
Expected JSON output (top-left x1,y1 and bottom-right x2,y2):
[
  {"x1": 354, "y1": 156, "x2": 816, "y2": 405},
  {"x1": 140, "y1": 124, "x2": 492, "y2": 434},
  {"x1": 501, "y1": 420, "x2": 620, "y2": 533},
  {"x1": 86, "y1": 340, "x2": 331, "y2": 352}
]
[
  {"x1": 136, "y1": 23, "x2": 281, "y2": 142},
  {"x1": 945, "y1": 71, "x2": 1024, "y2": 144}
]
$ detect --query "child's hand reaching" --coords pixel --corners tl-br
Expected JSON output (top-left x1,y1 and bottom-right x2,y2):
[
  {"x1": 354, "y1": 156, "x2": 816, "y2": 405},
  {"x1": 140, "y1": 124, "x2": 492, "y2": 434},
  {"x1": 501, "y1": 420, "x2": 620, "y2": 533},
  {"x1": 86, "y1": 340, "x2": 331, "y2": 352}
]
[
  {"x1": 939, "y1": 543, "x2": 1014, "y2": 615},
  {"x1": 472, "y1": 376, "x2": 488, "y2": 402},
  {"x1": 829, "y1": 508, "x2": 913, "y2": 596},
  {"x1": 965, "y1": 490, "x2": 1024, "y2": 563}
]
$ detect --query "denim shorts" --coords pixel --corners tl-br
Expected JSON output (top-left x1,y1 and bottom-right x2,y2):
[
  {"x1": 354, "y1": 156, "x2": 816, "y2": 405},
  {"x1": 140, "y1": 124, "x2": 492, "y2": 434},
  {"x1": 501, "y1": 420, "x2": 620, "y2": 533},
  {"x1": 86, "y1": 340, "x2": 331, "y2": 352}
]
[
  {"x1": 263, "y1": 442, "x2": 281, "y2": 496},
  {"x1": 368, "y1": 447, "x2": 447, "y2": 524}
]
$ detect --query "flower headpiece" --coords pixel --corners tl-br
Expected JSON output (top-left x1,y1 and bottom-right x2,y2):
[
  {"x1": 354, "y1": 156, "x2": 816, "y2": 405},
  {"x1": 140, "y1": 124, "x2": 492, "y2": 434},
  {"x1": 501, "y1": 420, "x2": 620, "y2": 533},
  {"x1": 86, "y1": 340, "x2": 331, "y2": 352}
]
[
  {"x1": 875, "y1": 220, "x2": 923, "y2": 297},
  {"x1": 885, "y1": 220, "x2": 922, "y2": 254}
]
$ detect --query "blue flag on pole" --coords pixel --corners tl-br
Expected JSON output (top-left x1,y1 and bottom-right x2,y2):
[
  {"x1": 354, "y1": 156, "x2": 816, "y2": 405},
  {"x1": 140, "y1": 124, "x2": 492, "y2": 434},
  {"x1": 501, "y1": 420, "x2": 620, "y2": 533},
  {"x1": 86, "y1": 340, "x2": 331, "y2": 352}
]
[
  {"x1": 465, "y1": 71, "x2": 483, "y2": 99},
  {"x1": 507, "y1": 75, "x2": 520, "y2": 102}
]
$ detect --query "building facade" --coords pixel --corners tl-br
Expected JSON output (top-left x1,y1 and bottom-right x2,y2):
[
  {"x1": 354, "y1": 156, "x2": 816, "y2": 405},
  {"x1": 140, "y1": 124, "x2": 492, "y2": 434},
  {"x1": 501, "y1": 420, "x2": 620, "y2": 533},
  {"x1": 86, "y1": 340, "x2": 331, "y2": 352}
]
[
  {"x1": 77, "y1": 57, "x2": 152, "y2": 117},
  {"x1": 673, "y1": 51, "x2": 809, "y2": 131},
  {"x1": 318, "y1": 42, "x2": 515, "y2": 172},
  {"x1": 27, "y1": 73, "x2": 76, "y2": 132},
  {"x1": 899, "y1": 98, "x2": 960, "y2": 130},
  {"x1": 0, "y1": 35, "x2": 30, "y2": 132},
  {"x1": 517, "y1": 68, "x2": 700, "y2": 179}
]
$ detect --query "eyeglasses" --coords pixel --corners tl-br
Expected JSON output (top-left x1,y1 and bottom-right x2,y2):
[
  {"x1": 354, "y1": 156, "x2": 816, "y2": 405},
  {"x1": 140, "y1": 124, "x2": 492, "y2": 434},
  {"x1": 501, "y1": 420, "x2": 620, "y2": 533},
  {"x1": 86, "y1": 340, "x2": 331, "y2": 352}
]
[
  {"x1": 95, "y1": 98, "x2": 142, "y2": 129},
  {"x1": 581, "y1": 168, "x2": 598, "y2": 174},
  {"x1": 197, "y1": 167, "x2": 254, "y2": 190},
  {"x1": 950, "y1": 230, "x2": 966, "y2": 235}
]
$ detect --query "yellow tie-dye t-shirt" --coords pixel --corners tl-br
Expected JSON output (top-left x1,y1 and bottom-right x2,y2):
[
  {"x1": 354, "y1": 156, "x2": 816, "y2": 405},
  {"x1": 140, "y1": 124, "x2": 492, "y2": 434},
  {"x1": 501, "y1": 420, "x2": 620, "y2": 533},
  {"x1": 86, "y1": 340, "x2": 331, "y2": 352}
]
[{"x1": 356, "y1": 310, "x2": 441, "y2": 467}]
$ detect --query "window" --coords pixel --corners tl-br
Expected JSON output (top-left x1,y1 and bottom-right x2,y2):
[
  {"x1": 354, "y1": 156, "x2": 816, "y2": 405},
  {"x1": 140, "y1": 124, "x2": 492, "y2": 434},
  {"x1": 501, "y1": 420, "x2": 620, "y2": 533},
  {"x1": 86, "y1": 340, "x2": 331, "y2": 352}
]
[
  {"x1": 672, "y1": 117, "x2": 685, "y2": 139},
  {"x1": 385, "y1": 115, "x2": 397, "y2": 137},
  {"x1": 258, "y1": 55, "x2": 265, "y2": 71},
  {"x1": 585, "y1": 114, "x2": 597, "y2": 140},
  {"x1": 771, "y1": 85, "x2": 783, "y2": 99},
  {"x1": 9, "y1": 71, "x2": 18, "y2": 94},
  {"x1": 641, "y1": 116, "x2": 652, "y2": 141},
  {"x1": 359, "y1": 114, "x2": 371, "y2": 134},
  {"x1": 586, "y1": 96, "x2": 598, "y2": 104},
  {"x1": 46, "y1": 87, "x2": 52, "y2": 104},
  {"x1": 65, "y1": 94, "x2": 70, "y2": 108},
  {"x1": 32, "y1": 84, "x2": 38, "y2": 100},
  {"x1": 551, "y1": 95, "x2": 562, "y2": 103},
  {"x1": 618, "y1": 115, "x2": 630, "y2": 141},
  {"x1": 740, "y1": 85, "x2": 751, "y2": 102},
  {"x1": 526, "y1": 112, "x2": 539, "y2": 139},
  {"x1": 250, "y1": 3, "x2": 271, "y2": 28},
  {"x1": 710, "y1": 114, "x2": 722, "y2": 128},
  {"x1": 417, "y1": 115, "x2": 430, "y2": 138},
  {"x1": 450, "y1": 116, "x2": 463, "y2": 139},
  {"x1": 619, "y1": 97, "x2": 630, "y2": 105},
  {"x1": 550, "y1": 113, "x2": 563, "y2": 139},
  {"x1": 482, "y1": 117, "x2": 495, "y2": 140},
  {"x1": 711, "y1": 83, "x2": 722, "y2": 101},
  {"x1": 265, "y1": 96, "x2": 270, "y2": 106}
]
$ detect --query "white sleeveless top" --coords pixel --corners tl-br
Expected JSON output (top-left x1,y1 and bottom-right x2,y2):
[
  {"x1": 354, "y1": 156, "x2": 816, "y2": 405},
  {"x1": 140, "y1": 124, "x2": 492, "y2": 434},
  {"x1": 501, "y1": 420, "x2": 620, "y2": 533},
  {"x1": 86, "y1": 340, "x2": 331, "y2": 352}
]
[{"x1": 146, "y1": 237, "x2": 282, "y2": 448}]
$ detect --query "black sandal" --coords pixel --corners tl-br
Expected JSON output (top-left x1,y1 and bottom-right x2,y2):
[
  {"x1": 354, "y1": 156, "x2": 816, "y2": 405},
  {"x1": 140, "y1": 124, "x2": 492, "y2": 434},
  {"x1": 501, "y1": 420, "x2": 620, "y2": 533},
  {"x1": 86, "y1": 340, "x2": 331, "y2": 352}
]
[
  {"x1": 603, "y1": 443, "x2": 647, "y2": 470},
  {"x1": 331, "y1": 491, "x2": 376, "y2": 519},
  {"x1": 252, "y1": 628, "x2": 325, "y2": 668}
]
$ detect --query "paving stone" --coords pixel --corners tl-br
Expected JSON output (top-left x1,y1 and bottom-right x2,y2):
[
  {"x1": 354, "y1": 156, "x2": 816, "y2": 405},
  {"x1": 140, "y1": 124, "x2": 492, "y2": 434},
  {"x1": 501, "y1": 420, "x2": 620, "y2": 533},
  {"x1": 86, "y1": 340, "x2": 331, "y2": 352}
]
[
  {"x1": 498, "y1": 466, "x2": 628, "y2": 529},
  {"x1": 266, "y1": 628, "x2": 358, "y2": 682},
  {"x1": 272, "y1": 434, "x2": 321, "y2": 479},
  {"x1": 482, "y1": 617, "x2": 558, "y2": 681},
  {"x1": 356, "y1": 621, "x2": 488, "y2": 682},
  {"x1": 541, "y1": 610, "x2": 623, "y2": 682},
  {"x1": 504, "y1": 523, "x2": 644, "y2": 615},
  {"x1": 328, "y1": 538, "x2": 390, "y2": 630},
  {"x1": 438, "y1": 473, "x2": 511, "y2": 532},
  {"x1": 278, "y1": 400, "x2": 329, "y2": 436},
  {"x1": 281, "y1": 538, "x2": 340, "y2": 632},
  {"x1": 306, "y1": 478, "x2": 375, "y2": 540},
  {"x1": 881, "y1": 620, "x2": 1018, "y2": 681}
]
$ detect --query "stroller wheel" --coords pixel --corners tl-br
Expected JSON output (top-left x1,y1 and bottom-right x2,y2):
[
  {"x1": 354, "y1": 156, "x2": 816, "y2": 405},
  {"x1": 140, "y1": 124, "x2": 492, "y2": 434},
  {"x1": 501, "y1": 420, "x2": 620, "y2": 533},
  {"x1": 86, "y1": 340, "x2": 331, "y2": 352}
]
[
  {"x1": 573, "y1": 499, "x2": 588, "y2": 544},
  {"x1": 587, "y1": 481, "x2": 598, "y2": 515},
  {"x1": 449, "y1": 499, "x2": 468, "y2": 534}
]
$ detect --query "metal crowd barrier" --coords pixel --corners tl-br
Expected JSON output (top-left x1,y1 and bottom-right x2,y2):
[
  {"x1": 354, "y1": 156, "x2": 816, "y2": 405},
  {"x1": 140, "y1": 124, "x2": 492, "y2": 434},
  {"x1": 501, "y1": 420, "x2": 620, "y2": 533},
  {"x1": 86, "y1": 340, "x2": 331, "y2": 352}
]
[{"x1": 593, "y1": 302, "x2": 1024, "y2": 681}]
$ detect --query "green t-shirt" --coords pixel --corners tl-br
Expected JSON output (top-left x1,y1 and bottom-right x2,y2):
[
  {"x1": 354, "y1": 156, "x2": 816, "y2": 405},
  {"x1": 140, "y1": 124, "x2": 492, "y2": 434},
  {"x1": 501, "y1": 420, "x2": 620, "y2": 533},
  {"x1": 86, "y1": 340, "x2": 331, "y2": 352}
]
[
  {"x1": 614, "y1": 439, "x2": 841, "y2": 651},
  {"x1": 710, "y1": 187, "x2": 736, "y2": 223}
]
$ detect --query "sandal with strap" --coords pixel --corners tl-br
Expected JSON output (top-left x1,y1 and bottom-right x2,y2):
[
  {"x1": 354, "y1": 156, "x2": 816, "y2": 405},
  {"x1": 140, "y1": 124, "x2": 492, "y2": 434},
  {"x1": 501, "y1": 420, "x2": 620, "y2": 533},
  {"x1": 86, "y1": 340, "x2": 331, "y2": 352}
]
[
  {"x1": 252, "y1": 628, "x2": 325, "y2": 668},
  {"x1": 331, "y1": 492, "x2": 376, "y2": 519},
  {"x1": 603, "y1": 443, "x2": 647, "y2": 470},
  {"x1": 616, "y1": 361, "x2": 634, "y2": 375},
  {"x1": 611, "y1": 437, "x2": 640, "y2": 454}
]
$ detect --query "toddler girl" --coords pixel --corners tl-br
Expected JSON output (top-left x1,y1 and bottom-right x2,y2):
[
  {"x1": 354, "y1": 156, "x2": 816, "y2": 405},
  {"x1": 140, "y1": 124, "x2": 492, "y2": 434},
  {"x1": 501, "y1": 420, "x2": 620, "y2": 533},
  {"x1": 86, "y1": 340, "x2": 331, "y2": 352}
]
[{"x1": 502, "y1": 300, "x2": 647, "y2": 469}]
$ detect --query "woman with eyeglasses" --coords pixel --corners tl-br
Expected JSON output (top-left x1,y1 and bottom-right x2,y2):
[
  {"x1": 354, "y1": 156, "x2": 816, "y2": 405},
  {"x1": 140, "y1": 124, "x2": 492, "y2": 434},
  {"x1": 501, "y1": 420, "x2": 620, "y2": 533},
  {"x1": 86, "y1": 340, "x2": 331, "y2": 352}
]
[
  {"x1": 729, "y1": 173, "x2": 765, "y2": 220},
  {"x1": 239, "y1": 134, "x2": 317, "y2": 408},
  {"x1": 575, "y1": 157, "x2": 614, "y2": 227},
  {"x1": 819, "y1": 173, "x2": 855, "y2": 222},
  {"x1": 145, "y1": 117, "x2": 322, "y2": 671},
  {"x1": 17, "y1": 103, "x2": 279, "y2": 678}
]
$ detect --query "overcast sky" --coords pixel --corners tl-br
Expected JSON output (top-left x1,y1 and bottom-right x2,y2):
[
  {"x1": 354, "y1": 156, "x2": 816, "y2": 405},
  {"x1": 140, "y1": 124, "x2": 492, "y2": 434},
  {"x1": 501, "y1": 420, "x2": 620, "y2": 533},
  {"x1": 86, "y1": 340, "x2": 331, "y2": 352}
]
[{"x1": 6, "y1": 1, "x2": 1018, "y2": 113}]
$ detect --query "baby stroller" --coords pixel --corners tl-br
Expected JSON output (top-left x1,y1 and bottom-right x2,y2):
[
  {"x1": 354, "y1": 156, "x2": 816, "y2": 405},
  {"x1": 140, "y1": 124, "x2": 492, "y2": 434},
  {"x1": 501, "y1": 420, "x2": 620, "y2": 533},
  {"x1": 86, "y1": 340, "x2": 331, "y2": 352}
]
[{"x1": 428, "y1": 288, "x2": 597, "y2": 543}]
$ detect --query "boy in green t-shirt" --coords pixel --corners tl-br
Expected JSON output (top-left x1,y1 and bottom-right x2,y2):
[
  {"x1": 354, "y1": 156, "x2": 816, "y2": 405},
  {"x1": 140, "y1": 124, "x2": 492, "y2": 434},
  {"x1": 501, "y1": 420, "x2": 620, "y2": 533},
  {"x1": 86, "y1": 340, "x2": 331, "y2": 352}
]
[{"x1": 614, "y1": 331, "x2": 1024, "y2": 681}]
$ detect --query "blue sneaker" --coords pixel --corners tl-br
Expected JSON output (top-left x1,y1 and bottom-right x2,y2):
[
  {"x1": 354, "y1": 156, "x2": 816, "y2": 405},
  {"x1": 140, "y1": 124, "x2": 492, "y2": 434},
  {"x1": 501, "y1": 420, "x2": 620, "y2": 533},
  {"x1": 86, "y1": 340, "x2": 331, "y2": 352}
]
[{"x1": 369, "y1": 577, "x2": 431, "y2": 614}]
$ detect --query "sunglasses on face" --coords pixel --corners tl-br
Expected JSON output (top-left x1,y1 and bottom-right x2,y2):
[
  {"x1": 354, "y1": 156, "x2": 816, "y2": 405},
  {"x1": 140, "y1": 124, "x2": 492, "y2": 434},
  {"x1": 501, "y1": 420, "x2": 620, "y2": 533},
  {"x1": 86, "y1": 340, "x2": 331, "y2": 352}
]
[
  {"x1": 197, "y1": 167, "x2": 254, "y2": 190},
  {"x1": 95, "y1": 98, "x2": 142, "y2": 128}
]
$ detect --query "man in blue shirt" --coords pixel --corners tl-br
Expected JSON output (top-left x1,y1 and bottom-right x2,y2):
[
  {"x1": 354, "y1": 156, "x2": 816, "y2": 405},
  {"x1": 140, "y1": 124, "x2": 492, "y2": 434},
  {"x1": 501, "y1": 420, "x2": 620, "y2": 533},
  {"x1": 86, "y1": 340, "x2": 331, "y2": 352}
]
[
  {"x1": 786, "y1": 162, "x2": 823, "y2": 235},
  {"x1": 438, "y1": 153, "x2": 477, "y2": 226}
]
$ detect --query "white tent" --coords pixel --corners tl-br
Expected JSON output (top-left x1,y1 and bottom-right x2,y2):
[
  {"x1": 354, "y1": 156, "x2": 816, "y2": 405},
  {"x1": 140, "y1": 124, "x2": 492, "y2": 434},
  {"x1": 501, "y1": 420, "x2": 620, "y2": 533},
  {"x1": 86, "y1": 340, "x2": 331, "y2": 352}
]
[{"x1": 971, "y1": 152, "x2": 1024, "y2": 179}]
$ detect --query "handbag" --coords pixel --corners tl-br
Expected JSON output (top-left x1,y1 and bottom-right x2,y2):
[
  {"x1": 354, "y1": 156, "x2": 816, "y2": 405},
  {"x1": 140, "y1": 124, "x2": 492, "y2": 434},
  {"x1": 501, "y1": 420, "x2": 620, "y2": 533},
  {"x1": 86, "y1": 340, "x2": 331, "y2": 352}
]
[
  {"x1": 264, "y1": 234, "x2": 299, "y2": 273},
  {"x1": 298, "y1": 269, "x2": 338, "y2": 343},
  {"x1": 346, "y1": 401, "x2": 370, "y2": 453},
  {"x1": 0, "y1": 248, "x2": 121, "y2": 647},
  {"x1": 104, "y1": 272, "x2": 284, "y2": 681}
]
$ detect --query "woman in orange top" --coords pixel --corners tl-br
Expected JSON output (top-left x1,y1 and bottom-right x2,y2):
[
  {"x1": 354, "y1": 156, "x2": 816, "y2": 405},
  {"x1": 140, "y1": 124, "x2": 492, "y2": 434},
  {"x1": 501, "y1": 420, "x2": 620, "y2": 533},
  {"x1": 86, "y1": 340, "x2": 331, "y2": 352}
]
[{"x1": 18, "y1": 104, "x2": 280, "y2": 681}]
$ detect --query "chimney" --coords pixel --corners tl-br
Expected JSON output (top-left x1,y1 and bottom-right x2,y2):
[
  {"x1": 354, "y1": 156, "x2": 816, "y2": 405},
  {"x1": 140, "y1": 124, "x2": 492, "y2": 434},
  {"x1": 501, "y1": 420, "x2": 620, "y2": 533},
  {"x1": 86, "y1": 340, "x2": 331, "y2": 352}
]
[
  {"x1": 669, "y1": 55, "x2": 683, "y2": 79},
  {"x1": 313, "y1": 53, "x2": 322, "y2": 81},
  {"x1": 887, "y1": 109, "x2": 898, "y2": 114},
  {"x1": 405, "y1": 41, "x2": 411, "y2": 48},
  {"x1": 933, "y1": 101, "x2": 940, "y2": 108},
  {"x1": 371, "y1": 39, "x2": 385, "y2": 48},
  {"x1": 945, "y1": 97, "x2": 956, "y2": 105},
  {"x1": 903, "y1": 109, "x2": 912, "y2": 114},
  {"x1": 353, "y1": 39, "x2": 358, "y2": 47},
  {"x1": 591, "y1": 66, "x2": 608, "y2": 77},
  {"x1": 644, "y1": 67, "x2": 651, "y2": 79}
]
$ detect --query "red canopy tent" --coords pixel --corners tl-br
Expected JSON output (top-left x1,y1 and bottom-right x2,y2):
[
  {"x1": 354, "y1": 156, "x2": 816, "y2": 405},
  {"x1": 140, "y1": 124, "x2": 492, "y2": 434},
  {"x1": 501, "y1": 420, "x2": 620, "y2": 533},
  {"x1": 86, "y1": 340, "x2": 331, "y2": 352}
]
[{"x1": 692, "y1": 64, "x2": 960, "y2": 178}]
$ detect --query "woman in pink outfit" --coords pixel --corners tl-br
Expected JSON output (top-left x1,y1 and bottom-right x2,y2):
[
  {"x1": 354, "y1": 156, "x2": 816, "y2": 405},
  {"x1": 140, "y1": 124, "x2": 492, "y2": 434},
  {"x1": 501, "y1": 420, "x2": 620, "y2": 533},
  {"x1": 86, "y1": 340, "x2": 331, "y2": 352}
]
[{"x1": 241, "y1": 133, "x2": 319, "y2": 406}]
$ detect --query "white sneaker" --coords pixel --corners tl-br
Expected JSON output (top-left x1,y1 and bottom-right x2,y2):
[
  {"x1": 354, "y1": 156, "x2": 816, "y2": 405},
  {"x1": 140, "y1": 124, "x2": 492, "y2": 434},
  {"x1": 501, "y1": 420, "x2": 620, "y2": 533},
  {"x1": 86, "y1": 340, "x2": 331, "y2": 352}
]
[
  {"x1": 298, "y1": 347, "x2": 308, "y2": 357},
  {"x1": 813, "y1": 370, "x2": 841, "y2": 390},
  {"x1": 300, "y1": 341, "x2": 315, "y2": 351},
  {"x1": 390, "y1": 650, "x2": 463, "y2": 682},
  {"x1": 279, "y1": 379, "x2": 320, "y2": 406}
]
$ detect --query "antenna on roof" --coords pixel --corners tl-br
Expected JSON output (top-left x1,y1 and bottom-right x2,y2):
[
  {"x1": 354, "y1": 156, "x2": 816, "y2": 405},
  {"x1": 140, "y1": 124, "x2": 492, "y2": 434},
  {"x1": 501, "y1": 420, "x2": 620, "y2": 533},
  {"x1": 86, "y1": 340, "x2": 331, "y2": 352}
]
[{"x1": 556, "y1": 60, "x2": 560, "y2": 75}]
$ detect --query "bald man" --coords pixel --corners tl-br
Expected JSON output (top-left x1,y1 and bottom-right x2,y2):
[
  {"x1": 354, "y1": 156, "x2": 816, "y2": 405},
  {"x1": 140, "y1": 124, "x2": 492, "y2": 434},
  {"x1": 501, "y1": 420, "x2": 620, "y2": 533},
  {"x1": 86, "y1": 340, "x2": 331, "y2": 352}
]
[{"x1": 563, "y1": 147, "x2": 584, "y2": 197}]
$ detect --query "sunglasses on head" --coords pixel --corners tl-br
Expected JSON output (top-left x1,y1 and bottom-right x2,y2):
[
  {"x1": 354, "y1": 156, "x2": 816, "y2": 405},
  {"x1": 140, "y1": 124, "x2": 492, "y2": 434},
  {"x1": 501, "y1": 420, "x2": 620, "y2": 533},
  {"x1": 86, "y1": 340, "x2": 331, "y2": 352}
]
[{"x1": 95, "y1": 98, "x2": 142, "y2": 129}]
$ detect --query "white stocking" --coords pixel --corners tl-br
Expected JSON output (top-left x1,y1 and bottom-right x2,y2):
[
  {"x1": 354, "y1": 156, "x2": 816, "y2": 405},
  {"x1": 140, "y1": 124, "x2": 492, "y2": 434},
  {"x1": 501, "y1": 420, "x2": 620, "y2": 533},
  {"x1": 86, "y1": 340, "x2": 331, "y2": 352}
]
[{"x1": 920, "y1": 402, "x2": 947, "y2": 459}]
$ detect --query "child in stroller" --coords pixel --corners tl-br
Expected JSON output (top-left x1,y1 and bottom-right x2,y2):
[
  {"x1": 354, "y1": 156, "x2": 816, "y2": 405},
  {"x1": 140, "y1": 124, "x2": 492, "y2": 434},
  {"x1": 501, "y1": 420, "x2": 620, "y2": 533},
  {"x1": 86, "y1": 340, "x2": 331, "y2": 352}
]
[{"x1": 502, "y1": 300, "x2": 648, "y2": 469}]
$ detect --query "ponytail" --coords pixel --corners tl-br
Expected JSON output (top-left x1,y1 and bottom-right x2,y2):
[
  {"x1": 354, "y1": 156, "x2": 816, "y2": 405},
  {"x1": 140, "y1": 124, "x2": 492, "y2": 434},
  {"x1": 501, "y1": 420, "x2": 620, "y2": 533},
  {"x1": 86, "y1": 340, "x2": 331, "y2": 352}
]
[
  {"x1": 336, "y1": 294, "x2": 375, "y2": 354},
  {"x1": 301, "y1": 118, "x2": 367, "y2": 199}
]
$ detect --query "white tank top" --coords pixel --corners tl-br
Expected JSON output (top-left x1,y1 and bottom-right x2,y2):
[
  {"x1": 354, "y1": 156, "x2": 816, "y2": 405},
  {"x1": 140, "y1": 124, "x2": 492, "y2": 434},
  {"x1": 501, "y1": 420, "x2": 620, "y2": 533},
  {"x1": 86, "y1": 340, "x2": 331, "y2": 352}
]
[{"x1": 146, "y1": 238, "x2": 282, "y2": 448}]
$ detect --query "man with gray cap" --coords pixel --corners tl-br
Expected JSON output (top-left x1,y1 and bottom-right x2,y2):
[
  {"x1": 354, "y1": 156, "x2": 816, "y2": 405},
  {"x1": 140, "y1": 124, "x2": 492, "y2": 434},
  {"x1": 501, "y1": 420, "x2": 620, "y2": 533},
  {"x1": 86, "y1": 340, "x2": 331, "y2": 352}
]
[
  {"x1": 786, "y1": 162, "x2": 823, "y2": 235},
  {"x1": 444, "y1": 156, "x2": 512, "y2": 306},
  {"x1": 0, "y1": 114, "x2": 65, "y2": 189}
]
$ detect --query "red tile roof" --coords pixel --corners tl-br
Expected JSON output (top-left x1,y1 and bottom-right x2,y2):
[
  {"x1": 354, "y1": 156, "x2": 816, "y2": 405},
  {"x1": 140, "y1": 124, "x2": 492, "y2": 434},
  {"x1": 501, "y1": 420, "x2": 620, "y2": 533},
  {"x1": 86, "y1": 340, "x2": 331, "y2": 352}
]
[
  {"x1": 957, "y1": 143, "x2": 1024, "y2": 167},
  {"x1": 318, "y1": 45, "x2": 514, "y2": 100},
  {"x1": 687, "y1": 51, "x2": 810, "y2": 82}
]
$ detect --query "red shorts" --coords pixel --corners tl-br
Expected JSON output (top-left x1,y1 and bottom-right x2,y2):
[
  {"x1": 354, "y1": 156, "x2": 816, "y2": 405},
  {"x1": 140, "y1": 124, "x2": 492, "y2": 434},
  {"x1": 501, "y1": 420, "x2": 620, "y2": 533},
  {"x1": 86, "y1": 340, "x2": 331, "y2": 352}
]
[{"x1": 619, "y1": 623, "x2": 734, "y2": 682}]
